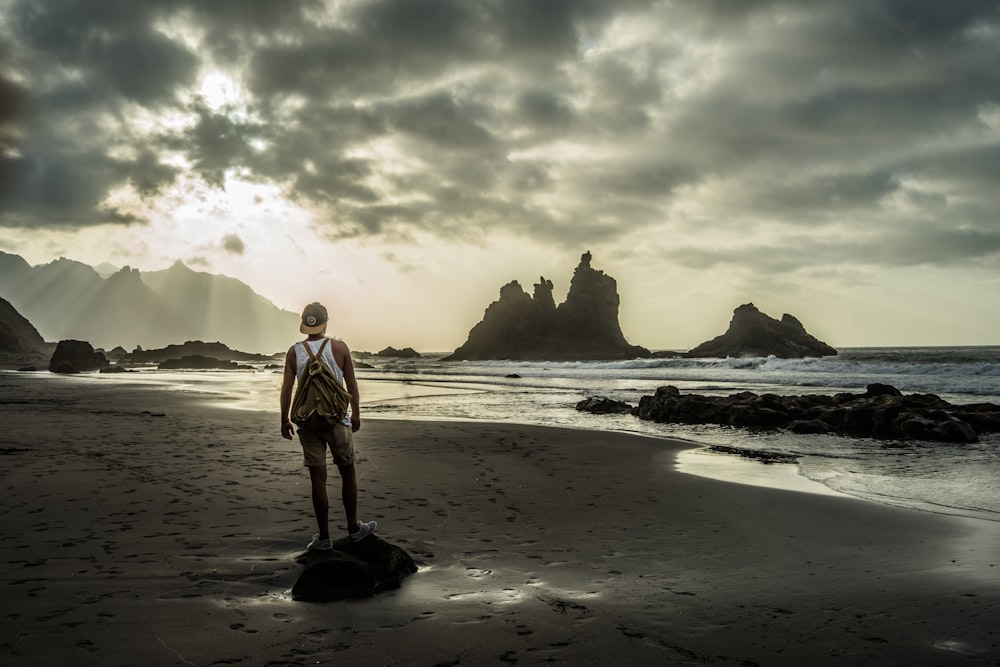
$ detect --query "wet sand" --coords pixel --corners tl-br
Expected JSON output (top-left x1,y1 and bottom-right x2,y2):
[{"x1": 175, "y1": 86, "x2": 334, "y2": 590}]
[{"x1": 1, "y1": 371, "x2": 998, "y2": 665}]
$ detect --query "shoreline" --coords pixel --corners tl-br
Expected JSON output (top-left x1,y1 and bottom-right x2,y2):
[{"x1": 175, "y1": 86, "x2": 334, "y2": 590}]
[{"x1": 1, "y1": 372, "x2": 998, "y2": 664}]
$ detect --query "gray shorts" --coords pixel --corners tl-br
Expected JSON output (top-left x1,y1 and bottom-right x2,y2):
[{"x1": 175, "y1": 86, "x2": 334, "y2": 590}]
[{"x1": 297, "y1": 423, "x2": 355, "y2": 467}]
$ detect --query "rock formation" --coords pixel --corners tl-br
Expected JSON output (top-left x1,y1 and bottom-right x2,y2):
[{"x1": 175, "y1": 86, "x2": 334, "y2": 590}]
[
  {"x1": 157, "y1": 355, "x2": 254, "y2": 370},
  {"x1": 122, "y1": 341, "x2": 272, "y2": 364},
  {"x1": 630, "y1": 384, "x2": 1000, "y2": 443},
  {"x1": 292, "y1": 535, "x2": 417, "y2": 601},
  {"x1": 376, "y1": 346, "x2": 421, "y2": 358},
  {"x1": 49, "y1": 340, "x2": 110, "y2": 374},
  {"x1": 0, "y1": 296, "x2": 46, "y2": 357},
  {"x1": 686, "y1": 303, "x2": 837, "y2": 358},
  {"x1": 445, "y1": 252, "x2": 650, "y2": 361}
]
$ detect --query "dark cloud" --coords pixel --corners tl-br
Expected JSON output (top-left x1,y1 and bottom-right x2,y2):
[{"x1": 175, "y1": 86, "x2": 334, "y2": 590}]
[
  {"x1": 1, "y1": 0, "x2": 999, "y2": 272},
  {"x1": 221, "y1": 233, "x2": 245, "y2": 254}
]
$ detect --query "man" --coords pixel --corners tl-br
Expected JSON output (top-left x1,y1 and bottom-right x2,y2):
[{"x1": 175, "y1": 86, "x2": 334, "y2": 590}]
[{"x1": 280, "y1": 302, "x2": 377, "y2": 549}]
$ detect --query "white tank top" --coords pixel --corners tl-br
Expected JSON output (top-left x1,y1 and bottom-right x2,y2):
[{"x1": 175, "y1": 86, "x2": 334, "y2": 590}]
[{"x1": 294, "y1": 338, "x2": 351, "y2": 425}]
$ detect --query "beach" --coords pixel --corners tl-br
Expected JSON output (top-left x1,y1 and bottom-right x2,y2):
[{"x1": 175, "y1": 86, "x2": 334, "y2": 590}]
[{"x1": 1, "y1": 372, "x2": 998, "y2": 666}]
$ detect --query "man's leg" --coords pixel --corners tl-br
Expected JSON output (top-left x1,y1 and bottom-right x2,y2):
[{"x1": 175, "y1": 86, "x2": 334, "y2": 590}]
[
  {"x1": 308, "y1": 465, "x2": 330, "y2": 539},
  {"x1": 337, "y1": 463, "x2": 359, "y2": 531}
]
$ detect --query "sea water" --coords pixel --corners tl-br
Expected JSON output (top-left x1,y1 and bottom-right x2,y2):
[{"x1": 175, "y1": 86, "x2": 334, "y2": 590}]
[{"x1": 33, "y1": 346, "x2": 1000, "y2": 523}]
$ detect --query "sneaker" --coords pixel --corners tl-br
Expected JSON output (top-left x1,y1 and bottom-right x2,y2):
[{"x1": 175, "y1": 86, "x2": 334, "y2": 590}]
[
  {"x1": 349, "y1": 520, "x2": 377, "y2": 542},
  {"x1": 307, "y1": 534, "x2": 333, "y2": 551}
]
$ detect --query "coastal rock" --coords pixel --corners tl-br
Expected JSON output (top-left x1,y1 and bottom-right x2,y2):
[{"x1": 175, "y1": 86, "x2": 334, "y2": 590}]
[
  {"x1": 48, "y1": 340, "x2": 109, "y2": 374},
  {"x1": 292, "y1": 536, "x2": 417, "y2": 601},
  {"x1": 686, "y1": 303, "x2": 837, "y2": 358},
  {"x1": 633, "y1": 384, "x2": 997, "y2": 443},
  {"x1": 445, "y1": 252, "x2": 650, "y2": 361},
  {"x1": 124, "y1": 341, "x2": 271, "y2": 364},
  {"x1": 376, "y1": 346, "x2": 421, "y2": 358},
  {"x1": 576, "y1": 396, "x2": 634, "y2": 414},
  {"x1": 157, "y1": 355, "x2": 253, "y2": 370}
]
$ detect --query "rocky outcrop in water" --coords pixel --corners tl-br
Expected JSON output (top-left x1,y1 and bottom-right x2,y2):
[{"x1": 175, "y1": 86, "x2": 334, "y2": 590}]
[
  {"x1": 0, "y1": 297, "x2": 46, "y2": 358},
  {"x1": 377, "y1": 346, "x2": 421, "y2": 358},
  {"x1": 157, "y1": 355, "x2": 254, "y2": 370},
  {"x1": 122, "y1": 341, "x2": 272, "y2": 364},
  {"x1": 687, "y1": 303, "x2": 836, "y2": 358},
  {"x1": 630, "y1": 384, "x2": 999, "y2": 443},
  {"x1": 445, "y1": 252, "x2": 649, "y2": 361},
  {"x1": 49, "y1": 340, "x2": 109, "y2": 374}
]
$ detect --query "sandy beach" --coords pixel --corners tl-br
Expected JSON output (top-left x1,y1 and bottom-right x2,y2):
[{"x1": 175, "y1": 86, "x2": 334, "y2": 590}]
[{"x1": 1, "y1": 372, "x2": 997, "y2": 666}]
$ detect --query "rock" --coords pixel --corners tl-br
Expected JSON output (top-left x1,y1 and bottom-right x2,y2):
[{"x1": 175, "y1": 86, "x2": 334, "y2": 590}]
[
  {"x1": 576, "y1": 396, "x2": 634, "y2": 414},
  {"x1": 99, "y1": 366, "x2": 133, "y2": 373},
  {"x1": 124, "y1": 341, "x2": 271, "y2": 364},
  {"x1": 157, "y1": 355, "x2": 253, "y2": 370},
  {"x1": 49, "y1": 340, "x2": 109, "y2": 373},
  {"x1": 292, "y1": 535, "x2": 417, "y2": 601},
  {"x1": 0, "y1": 296, "x2": 46, "y2": 357},
  {"x1": 632, "y1": 384, "x2": 997, "y2": 444},
  {"x1": 376, "y1": 346, "x2": 422, "y2": 358},
  {"x1": 445, "y1": 252, "x2": 650, "y2": 361},
  {"x1": 686, "y1": 303, "x2": 837, "y2": 359}
]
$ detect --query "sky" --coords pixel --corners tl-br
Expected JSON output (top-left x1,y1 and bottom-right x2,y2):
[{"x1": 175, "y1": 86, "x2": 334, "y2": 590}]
[{"x1": 2, "y1": 0, "x2": 999, "y2": 352}]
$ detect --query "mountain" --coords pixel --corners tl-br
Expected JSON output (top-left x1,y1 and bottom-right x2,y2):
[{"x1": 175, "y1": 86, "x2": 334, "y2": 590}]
[
  {"x1": 445, "y1": 252, "x2": 650, "y2": 361},
  {"x1": 141, "y1": 261, "x2": 298, "y2": 353},
  {"x1": 0, "y1": 295, "x2": 46, "y2": 356},
  {"x1": 0, "y1": 252, "x2": 298, "y2": 353}
]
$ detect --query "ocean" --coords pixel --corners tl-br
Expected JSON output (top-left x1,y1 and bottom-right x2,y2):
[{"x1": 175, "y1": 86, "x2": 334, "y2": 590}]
[{"x1": 26, "y1": 346, "x2": 1000, "y2": 523}]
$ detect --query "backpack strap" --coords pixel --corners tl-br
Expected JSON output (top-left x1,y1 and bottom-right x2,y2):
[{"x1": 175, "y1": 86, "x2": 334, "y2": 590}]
[{"x1": 302, "y1": 337, "x2": 329, "y2": 363}]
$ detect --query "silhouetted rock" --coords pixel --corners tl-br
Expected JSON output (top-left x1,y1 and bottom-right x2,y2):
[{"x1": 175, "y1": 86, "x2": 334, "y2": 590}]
[
  {"x1": 686, "y1": 303, "x2": 836, "y2": 358},
  {"x1": 292, "y1": 535, "x2": 417, "y2": 601},
  {"x1": 124, "y1": 341, "x2": 271, "y2": 364},
  {"x1": 445, "y1": 252, "x2": 650, "y2": 361},
  {"x1": 633, "y1": 384, "x2": 996, "y2": 443},
  {"x1": 49, "y1": 340, "x2": 109, "y2": 374},
  {"x1": 376, "y1": 346, "x2": 421, "y2": 358},
  {"x1": 576, "y1": 396, "x2": 634, "y2": 414},
  {"x1": 0, "y1": 296, "x2": 45, "y2": 356},
  {"x1": 157, "y1": 355, "x2": 253, "y2": 370}
]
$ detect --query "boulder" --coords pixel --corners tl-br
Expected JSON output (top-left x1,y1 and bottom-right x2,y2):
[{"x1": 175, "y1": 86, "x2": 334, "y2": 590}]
[
  {"x1": 632, "y1": 385, "x2": 997, "y2": 444},
  {"x1": 576, "y1": 396, "x2": 634, "y2": 414},
  {"x1": 292, "y1": 536, "x2": 417, "y2": 601},
  {"x1": 48, "y1": 340, "x2": 109, "y2": 373},
  {"x1": 445, "y1": 252, "x2": 650, "y2": 361},
  {"x1": 686, "y1": 303, "x2": 837, "y2": 359}
]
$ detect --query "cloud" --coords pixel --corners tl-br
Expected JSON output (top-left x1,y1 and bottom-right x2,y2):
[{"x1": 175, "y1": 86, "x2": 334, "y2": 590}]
[
  {"x1": 1, "y1": 0, "x2": 999, "y2": 275},
  {"x1": 221, "y1": 233, "x2": 245, "y2": 255}
]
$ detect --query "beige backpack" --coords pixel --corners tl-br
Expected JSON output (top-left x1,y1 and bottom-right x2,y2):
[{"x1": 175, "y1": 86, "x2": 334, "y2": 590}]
[{"x1": 290, "y1": 338, "x2": 352, "y2": 431}]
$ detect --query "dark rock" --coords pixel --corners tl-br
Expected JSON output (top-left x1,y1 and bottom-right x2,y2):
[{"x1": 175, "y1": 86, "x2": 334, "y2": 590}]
[
  {"x1": 17, "y1": 366, "x2": 38, "y2": 372},
  {"x1": 445, "y1": 252, "x2": 650, "y2": 361},
  {"x1": 49, "y1": 340, "x2": 109, "y2": 373},
  {"x1": 866, "y1": 383, "x2": 903, "y2": 397},
  {"x1": 686, "y1": 303, "x2": 837, "y2": 359},
  {"x1": 576, "y1": 396, "x2": 634, "y2": 414},
  {"x1": 157, "y1": 355, "x2": 253, "y2": 370},
  {"x1": 99, "y1": 366, "x2": 133, "y2": 373},
  {"x1": 633, "y1": 384, "x2": 998, "y2": 444},
  {"x1": 505, "y1": 373, "x2": 522, "y2": 379},
  {"x1": 124, "y1": 341, "x2": 271, "y2": 364},
  {"x1": 292, "y1": 535, "x2": 417, "y2": 601},
  {"x1": 0, "y1": 296, "x2": 46, "y2": 357},
  {"x1": 376, "y1": 346, "x2": 421, "y2": 358}
]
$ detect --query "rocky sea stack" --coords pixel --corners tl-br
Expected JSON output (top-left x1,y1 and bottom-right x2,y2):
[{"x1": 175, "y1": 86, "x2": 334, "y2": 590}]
[
  {"x1": 445, "y1": 252, "x2": 649, "y2": 361},
  {"x1": 687, "y1": 303, "x2": 836, "y2": 358}
]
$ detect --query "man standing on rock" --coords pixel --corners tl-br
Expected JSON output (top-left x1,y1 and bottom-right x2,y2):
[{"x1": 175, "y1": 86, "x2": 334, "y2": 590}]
[{"x1": 280, "y1": 302, "x2": 377, "y2": 550}]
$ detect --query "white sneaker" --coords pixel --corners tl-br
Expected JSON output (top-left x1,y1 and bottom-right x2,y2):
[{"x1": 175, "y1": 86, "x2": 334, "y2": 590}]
[
  {"x1": 307, "y1": 534, "x2": 333, "y2": 551},
  {"x1": 349, "y1": 520, "x2": 377, "y2": 542}
]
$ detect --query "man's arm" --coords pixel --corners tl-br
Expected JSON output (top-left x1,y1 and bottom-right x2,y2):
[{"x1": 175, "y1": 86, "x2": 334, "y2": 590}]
[
  {"x1": 335, "y1": 341, "x2": 362, "y2": 433},
  {"x1": 279, "y1": 347, "x2": 297, "y2": 440}
]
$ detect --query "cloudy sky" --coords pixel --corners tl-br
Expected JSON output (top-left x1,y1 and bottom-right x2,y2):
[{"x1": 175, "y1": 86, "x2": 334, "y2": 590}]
[{"x1": 2, "y1": 0, "x2": 999, "y2": 351}]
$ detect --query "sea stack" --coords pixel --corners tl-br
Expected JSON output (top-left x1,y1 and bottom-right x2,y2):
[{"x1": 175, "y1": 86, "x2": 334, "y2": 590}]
[
  {"x1": 444, "y1": 252, "x2": 649, "y2": 361},
  {"x1": 686, "y1": 303, "x2": 837, "y2": 358}
]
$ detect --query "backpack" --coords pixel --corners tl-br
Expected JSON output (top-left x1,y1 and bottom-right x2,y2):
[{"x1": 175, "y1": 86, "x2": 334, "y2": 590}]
[{"x1": 290, "y1": 338, "x2": 352, "y2": 431}]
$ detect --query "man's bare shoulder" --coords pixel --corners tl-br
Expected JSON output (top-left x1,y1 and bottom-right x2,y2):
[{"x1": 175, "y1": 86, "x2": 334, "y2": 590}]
[{"x1": 327, "y1": 337, "x2": 351, "y2": 353}]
